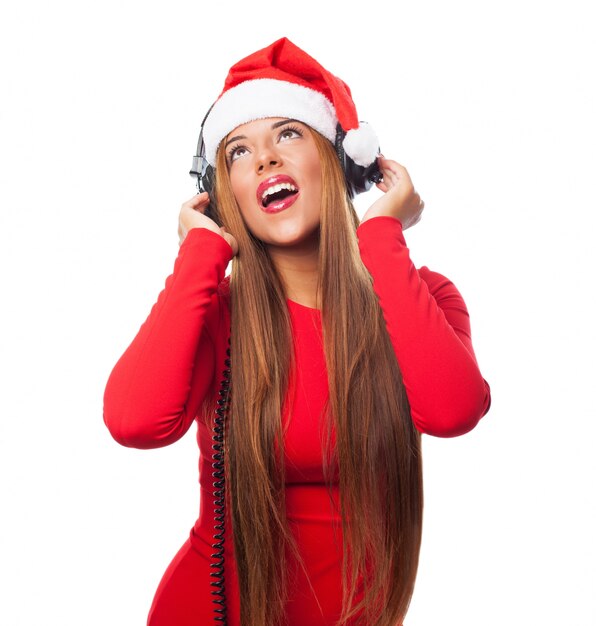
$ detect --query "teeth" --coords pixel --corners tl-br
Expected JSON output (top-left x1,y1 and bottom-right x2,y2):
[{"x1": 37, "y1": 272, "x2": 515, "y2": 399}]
[{"x1": 261, "y1": 182, "x2": 297, "y2": 202}]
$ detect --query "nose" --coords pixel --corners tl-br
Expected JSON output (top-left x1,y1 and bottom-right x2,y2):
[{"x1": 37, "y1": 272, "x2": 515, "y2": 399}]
[{"x1": 255, "y1": 144, "x2": 282, "y2": 174}]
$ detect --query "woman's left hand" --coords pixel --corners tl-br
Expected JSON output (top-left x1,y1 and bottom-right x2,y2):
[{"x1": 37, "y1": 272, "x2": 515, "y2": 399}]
[{"x1": 360, "y1": 157, "x2": 425, "y2": 230}]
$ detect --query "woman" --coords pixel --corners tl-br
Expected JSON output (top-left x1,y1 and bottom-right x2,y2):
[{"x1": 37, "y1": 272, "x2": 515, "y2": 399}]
[{"x1": 103, "y1": 38, "x2": 491, "y2": 626}]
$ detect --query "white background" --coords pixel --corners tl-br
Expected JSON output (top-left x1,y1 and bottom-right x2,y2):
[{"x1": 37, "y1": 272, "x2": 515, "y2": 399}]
[{"x1": 1, "y1": 0, "x2": 594, "y2": 624}]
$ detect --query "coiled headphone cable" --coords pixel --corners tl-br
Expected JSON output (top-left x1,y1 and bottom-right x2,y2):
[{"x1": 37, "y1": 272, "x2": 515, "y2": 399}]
[{"x1": 211, "y1": 336, "x2": 231, "y2": 624}]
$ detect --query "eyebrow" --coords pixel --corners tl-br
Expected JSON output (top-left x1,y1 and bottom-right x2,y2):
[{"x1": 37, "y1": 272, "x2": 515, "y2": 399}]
[{"x1": 224, "y1": 118, "x2": 302, "y2": 149}]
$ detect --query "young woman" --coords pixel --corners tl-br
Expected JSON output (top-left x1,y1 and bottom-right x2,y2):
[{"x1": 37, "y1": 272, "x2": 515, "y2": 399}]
[{"x1": 103, "y1": 38, "x2": 491, "y2": 626}]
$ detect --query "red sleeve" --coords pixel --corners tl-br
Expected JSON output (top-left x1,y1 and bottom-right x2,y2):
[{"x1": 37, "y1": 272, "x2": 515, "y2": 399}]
[
  {"x1": 102, "y1": 227, "x2": 234, "y2": 449},
  {"x1": 356, "y1": 216, "x2": 492, "y2": 437}
]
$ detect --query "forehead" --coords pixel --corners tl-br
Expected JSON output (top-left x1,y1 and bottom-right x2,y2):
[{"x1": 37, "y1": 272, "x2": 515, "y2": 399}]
[{"x1": 226, "y1": 117, "x2": 305, "y2": 139}]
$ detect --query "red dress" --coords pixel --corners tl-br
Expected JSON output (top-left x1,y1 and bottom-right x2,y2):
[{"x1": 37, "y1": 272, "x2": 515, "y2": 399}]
[{"x1": 103, "y1": 216, "x2": 491, "y2": 625}]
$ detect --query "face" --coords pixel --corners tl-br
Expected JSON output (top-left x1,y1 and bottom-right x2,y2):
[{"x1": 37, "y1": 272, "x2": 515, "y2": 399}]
[{"x1": 223, "y1": 117, "x2": 322, "y2": 251}]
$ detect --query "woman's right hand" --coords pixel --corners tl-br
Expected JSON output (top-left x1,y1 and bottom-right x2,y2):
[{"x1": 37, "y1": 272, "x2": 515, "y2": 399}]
[{"x1": 178, "y1": 192, "x2": 238, "y2": 256}]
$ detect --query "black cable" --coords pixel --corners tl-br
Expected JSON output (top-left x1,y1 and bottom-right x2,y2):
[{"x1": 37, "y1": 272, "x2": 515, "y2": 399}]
[{"x1": 210, "y1": 336, "x2": 231, "y2": 624}]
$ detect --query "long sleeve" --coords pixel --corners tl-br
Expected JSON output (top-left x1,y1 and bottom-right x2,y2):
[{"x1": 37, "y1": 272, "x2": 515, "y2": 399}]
[
  {"x1": 103, "y1": 227, "x2": 234, "y2": 448},
  {"x1": 357, "y1": 216, "x2": 491, "y2": 437}
]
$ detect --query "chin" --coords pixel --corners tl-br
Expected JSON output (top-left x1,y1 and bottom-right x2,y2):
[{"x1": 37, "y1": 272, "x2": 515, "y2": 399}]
[{"x1": 263, "y1": 227, "x2": 320, "y2": 250}]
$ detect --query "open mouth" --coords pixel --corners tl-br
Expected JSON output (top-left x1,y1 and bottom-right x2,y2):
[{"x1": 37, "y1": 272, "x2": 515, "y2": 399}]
[
  {"x1": 262, "y1": 183, "x2": 298, "y2": 207},
  {"x1": 257, "y1": 175, "x2": 301, "y2": 213}
]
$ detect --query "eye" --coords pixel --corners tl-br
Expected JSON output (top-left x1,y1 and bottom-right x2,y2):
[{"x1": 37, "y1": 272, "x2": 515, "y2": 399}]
[
  {"x1": 278, "y1": 125, "x2": 303, "y2": 142},
  {"x1": 228, "y1": 144, "x2": 249, "y2": 163}
]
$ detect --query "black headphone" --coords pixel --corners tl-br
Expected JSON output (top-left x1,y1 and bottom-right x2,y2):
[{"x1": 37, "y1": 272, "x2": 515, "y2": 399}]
[{"x1": 189, "y1": 105, "x2": 383, "y2": 225}]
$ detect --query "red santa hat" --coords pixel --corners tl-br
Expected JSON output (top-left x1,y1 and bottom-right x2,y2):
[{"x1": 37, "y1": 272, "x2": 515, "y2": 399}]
[{"x1": 202, "y1": 37, "x2": 379, "y2": 168}]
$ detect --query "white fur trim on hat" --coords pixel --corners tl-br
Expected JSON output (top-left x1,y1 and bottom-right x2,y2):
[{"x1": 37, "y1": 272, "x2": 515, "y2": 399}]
[
  {"x1": 203, "y1": 78, "x2": 338, "y2": 164},
  {"x1": 342, "y1": 122, "x2": 380, "y2": 167}
]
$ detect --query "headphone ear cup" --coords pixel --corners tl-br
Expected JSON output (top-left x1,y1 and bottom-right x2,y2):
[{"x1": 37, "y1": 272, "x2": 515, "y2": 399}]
[
  {"x1": 201, "y1": 164, "x2": 222, "y2": 225},
  {"x1": 201, "y1": 163, "x2": 215, "y2": 195},
  {"x1": 192, "y1": 114, "x2": 222, "y2": 225},
  {"x1": 334, "y1": 123, "x2": 381, "y2": 198},
  {"x1": 343, "y1": 155, "x2": 382, "y2": 196},
  {"x1": 334, "y1": 124, "x2": 354, "y2": 198}
]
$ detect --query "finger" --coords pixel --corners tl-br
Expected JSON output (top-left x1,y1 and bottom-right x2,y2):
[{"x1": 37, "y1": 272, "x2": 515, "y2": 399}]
[
  {"x1": 377, "y1": 157, "x2": 400, "y2": 184},
  {"x1": 378, "y1": 156, "x2": 403, "y2": 173},
  {"x1": 381, "y1": 167, "x2": 399, "y2": 188},
  {"x1": 182, "y1": 192, "x2": 210, "y2": 209},
  {"x1": 388, "y1": 160, "x2": 409, "y2": 176},
  {"x1": 380, "y1": 160, "x2": 412, "y2": 188},
  {"x1": 378, "y1": 157, "x2": 396, "y2": 177}
]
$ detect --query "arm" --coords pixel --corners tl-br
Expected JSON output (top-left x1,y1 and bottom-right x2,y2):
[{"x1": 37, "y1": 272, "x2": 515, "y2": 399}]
[
  {"x1": 357, "y1": 216, "x2": 491, "y2": 437},
  {"x1": 103, "y1": 227, "x2": 234, "y2": 449}
]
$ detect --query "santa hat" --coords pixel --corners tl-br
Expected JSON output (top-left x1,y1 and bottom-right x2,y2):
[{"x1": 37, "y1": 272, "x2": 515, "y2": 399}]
[{"x1": 202, "y1": 37, "x2": 379, "y2": 168}]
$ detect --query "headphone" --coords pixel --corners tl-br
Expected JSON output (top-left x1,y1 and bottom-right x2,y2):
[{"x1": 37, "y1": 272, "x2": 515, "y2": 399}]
[{"x1": 189, "y1": 105, "x2": 383, "y2": 224}]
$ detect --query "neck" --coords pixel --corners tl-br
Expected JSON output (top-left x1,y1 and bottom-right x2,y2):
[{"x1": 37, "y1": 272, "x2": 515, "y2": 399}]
[{"x1": 267, "y1": 237, "x2": 320, "y2": 309}]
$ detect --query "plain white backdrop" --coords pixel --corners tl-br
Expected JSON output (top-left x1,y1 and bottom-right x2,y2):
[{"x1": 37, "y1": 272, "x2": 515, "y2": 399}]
[{"x1": 1, "y1": 0, "x2": 594, "y2": 624}]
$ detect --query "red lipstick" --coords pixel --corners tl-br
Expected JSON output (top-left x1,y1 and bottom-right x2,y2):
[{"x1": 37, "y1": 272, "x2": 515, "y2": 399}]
[{"x1": 256, "y1": 175, "x2": 300, "y2": 214}]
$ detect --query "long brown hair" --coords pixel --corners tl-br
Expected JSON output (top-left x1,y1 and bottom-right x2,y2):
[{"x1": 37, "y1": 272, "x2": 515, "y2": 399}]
[{"x1": 211, "y1": 128, "x2": 423, "y2": 626}]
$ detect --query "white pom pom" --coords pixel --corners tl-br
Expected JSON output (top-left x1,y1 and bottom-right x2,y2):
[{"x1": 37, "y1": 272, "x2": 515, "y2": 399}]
[{"x1": 342, "y1": 122, "x2": 380, "y2": 167}]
